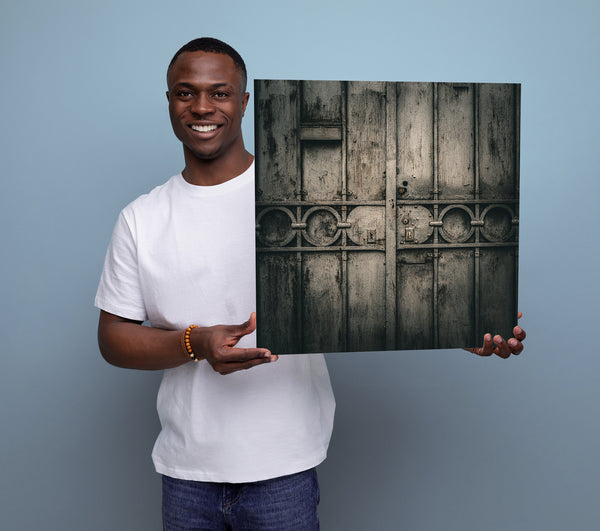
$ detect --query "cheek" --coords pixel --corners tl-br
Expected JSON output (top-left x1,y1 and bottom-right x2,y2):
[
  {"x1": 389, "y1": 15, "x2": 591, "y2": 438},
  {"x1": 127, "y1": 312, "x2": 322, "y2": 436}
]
[
  {"x1": 169, "y1": 103, "x2": 185, "y2": 118},
  {"x1": 231, "y1": 107, "x2": 244, "y2": 121},
  {"x1": 169, "y1": 111, "x2": 188, "y2": 132}
]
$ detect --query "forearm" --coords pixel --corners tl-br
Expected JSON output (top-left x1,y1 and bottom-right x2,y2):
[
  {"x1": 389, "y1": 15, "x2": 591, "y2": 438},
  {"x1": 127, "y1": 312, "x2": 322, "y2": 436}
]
[
  {"x1": 98, "y1": 310, "x2": 190, "y2": 370},
  {"x1": 98, "y1": 309, "x2": 275, "y2": 374}
]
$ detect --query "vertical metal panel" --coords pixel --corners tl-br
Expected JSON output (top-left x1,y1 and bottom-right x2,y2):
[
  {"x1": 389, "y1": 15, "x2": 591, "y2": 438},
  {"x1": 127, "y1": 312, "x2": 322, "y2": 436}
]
[
  {"x1": 513, "y1": 85, "x2": 521, "y2": 330},
  {"x1": 254, "y1": 80, "x2": 299, "y2": 202},
  {"x1": 479, "y1": 248, "x2": 516, "y2": 340},
  {"x1": 256, "y1": 80, "x2": 519, "y2": 354},
  {"x1": 436, "y1": 83, "x2": 476, "y2": 346},
  {"x1": 255, "y1": 80, "x2": 301, "y2": 353},
  {"x1": 432, "y1": 84, "x2": 440, "y2": 347},
  {"x1": 385, "y1": 82, "x2": 397, "y2": 349},
  {"x1": 256, "y1": 254, "x2": 300, "y2": 353},
  {"x1": 397, "y1": 82, "x2": 434, "y2": 199},
  {"x1": 396, "y1": 250, "x2": 434, "y2": 350},
  {"x1": 341, "y1": 82, "x2": 349, "y2": 353},
  {"x1": 301, "y1": 80, "x2": 343, "y2": 123},
  {"x1": 396, "y1": 82, "x2": 435, "y2": 349},
  {"x1": 477, "y1": 83, "x2": 520, "y2": 340},
  {"x1": 474, "y1": 85, "x2": 481, "y2": 342},
  {"x1": 437, "y1": 249, "x2": 475, "y2": 347},
  {"x1": 437, "y1": 83, "x2": 475, "y2": 199},
  {"x1": 478, "y1": 83, "x2": 517, "y2": 200},
  {"x1": 346, "y1": 82, "x2": 387, "y2": 201},
  {"x1": 302, "y1": 143, "x2": 342, "y2": 201},
  {"x1": 301, "y1": 253, "x2": 343, "y2": 353},
  {"x1": 347, "y1": 252, "x2": 386, "y2": 352}
]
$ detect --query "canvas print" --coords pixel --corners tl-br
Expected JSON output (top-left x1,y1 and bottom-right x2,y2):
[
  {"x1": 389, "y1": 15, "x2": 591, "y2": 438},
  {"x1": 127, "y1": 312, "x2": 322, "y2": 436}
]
[{"x1": 255, "y1": 80, "x2": 520, "y2": 354}]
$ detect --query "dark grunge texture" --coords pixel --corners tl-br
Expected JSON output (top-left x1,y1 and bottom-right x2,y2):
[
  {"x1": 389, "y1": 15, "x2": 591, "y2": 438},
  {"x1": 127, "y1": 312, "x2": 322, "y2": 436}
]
[{"x1": 255, "y1": 80, "x2": 520, "y2": 354}]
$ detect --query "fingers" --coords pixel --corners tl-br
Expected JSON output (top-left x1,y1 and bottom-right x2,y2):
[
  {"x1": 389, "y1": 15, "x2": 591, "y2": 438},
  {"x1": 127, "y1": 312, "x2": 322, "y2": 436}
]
[
  {"x1": 468, "y1": 332, "x2": 523, "y2": 359},
  {"x1": 193, "y1": 314, "x2": 275, "y2": 375},
  {"x1": 481, "y1": 333, "x2": 494, "y2": 355},
  {"x1": 216, "y1": 356, "x2": 279, "y2": 375},
  {"x1": 467, "y1": 334, "x2": 509, "y2": 359},
  {"x1": 493, "y1": 335, "x2": 511, "y2": 359},
  {"x1": 508, "y1": 337, "x2": 524, "y2": 355},
  {"x1": 464, "y1": 333, "x2": 494, "y2": 356},
  {"x1": 209, "y1": 346, "x2": 278, "y2": 375},
  {"x1": 189, "y1": 317, "x2": 276, "y2": 374},
  {"x1": 500, "y1": 310, "x2": 525, "y2": 357},
  {"x1": 513, "y1": 325, "x2": 526, "y2": 341},
  {"x1": 222, "y1": 346, "x2": 273, "y2": 362}
]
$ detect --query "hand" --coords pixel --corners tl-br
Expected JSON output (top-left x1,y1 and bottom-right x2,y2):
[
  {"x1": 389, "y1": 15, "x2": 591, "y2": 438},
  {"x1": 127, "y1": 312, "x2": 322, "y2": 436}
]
[
  {"x1": 465, "y1": 312, "x2": 526, "y2": 359},
  {"x1": 191, "y1": 312, "x2": 277, "y2": 375}
]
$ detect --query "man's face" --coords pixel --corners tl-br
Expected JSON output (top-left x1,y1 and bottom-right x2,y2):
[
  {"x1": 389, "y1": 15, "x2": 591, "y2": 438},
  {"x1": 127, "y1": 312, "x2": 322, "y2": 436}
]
[{"x1": 166, "y1": 51, "x2": 249, "y2": 162}]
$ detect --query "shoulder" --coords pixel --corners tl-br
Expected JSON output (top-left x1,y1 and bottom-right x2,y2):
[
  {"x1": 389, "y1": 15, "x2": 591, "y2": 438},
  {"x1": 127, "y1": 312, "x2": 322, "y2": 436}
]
[{"x1": 121, "y1": 175, "x2": 180, "y2": 220}]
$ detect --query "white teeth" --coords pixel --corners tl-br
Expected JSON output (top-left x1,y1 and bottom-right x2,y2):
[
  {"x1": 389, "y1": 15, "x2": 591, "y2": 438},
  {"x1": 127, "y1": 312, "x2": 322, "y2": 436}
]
[{"x1": 191, "y1": 124, "x2": 218, "y2": 132}]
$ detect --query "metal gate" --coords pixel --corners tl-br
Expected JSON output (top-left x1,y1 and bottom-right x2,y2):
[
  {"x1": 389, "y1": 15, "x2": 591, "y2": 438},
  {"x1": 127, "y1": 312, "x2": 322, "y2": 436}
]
[{"x1": 255, "y1": 80, "x2": 519, "y2": 354}]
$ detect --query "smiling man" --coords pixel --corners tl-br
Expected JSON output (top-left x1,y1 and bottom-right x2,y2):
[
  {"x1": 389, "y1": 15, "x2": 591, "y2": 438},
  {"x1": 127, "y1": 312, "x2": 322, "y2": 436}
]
[
  {"x1": 166, "y1": 46, "x2": 251, "y2": 183},
  {"x1": 95, "y1": 38, "x2": 335, "y2": 529},
  {"x1": 95, "y1": 37, "x2": 527, "y2": 530}
]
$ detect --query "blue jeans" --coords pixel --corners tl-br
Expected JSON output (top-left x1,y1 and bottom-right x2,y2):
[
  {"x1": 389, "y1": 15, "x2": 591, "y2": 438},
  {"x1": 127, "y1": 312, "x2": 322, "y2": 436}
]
[{"x1": 162, "y1": 468, "x2": 320, "y2": 530}]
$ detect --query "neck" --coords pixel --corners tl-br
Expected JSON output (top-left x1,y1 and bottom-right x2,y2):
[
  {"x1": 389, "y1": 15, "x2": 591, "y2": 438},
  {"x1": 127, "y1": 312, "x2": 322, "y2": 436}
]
[{"x1": 181, "y1": 149, "x2": 254, "y2": 186}]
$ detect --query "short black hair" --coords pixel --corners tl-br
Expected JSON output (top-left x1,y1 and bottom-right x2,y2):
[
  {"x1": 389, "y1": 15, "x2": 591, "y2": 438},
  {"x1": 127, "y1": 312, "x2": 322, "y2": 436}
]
[{"x1": 167, "y1": 37, "x2": 247, "y2": 92}]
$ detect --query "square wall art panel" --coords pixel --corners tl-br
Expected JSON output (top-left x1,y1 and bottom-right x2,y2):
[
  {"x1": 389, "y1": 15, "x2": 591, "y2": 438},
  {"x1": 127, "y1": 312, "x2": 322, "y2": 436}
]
[{"x1": 255, "y1": 80, "x2": 520, "y2": 354}]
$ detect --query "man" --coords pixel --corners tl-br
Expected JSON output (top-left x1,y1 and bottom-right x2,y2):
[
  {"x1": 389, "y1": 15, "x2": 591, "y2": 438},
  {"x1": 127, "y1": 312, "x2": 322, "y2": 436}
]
[
  {"x1": 95, "y1": 38, "x2": 525, "y2": 529},
  {"x1": 95, "y1": 38, "x2": 335, "y2": 529}
]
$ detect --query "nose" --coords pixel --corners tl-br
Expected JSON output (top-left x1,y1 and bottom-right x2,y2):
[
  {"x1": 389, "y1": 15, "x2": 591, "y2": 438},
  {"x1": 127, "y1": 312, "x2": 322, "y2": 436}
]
[{"x1": 190, "y1": 92, "x2": 214, "y2": 115}]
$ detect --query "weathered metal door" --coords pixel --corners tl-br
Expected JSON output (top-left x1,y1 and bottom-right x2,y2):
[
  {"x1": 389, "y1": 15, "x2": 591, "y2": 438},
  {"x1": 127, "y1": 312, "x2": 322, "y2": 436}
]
[{"x1": 255, "y1": 80, "x2": 519, "y2": 354}]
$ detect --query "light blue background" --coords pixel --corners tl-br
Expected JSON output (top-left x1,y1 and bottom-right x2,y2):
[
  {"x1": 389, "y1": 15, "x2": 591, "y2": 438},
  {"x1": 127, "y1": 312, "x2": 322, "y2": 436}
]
[{"x1": 1, "y1": 1, "x2": 598, "y2": 529}]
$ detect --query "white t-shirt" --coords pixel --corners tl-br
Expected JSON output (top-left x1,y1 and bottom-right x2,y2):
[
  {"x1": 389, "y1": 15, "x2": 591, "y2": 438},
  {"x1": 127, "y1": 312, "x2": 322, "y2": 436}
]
[{"x1": 95, "y1": 163, "x2": 335, "y2": 483}]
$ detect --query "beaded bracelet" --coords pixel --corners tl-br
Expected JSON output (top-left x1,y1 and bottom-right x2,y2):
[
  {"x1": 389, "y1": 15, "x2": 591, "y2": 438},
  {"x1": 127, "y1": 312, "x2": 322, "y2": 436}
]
[{"x1": 181, "y1": 324, "x2": 203, "y2": 362}]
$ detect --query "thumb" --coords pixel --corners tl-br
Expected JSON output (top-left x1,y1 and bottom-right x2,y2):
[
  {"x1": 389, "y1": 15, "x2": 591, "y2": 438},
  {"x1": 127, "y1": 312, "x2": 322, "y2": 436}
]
[{"x1": 231, "y1": 312, "x2": 257, "y2": 338}]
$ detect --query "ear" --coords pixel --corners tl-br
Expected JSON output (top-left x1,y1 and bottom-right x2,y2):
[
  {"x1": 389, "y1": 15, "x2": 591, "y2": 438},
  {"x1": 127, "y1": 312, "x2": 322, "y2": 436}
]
[
  {"x1": 241, "y1": 92, "x2": 250, "y2": 117},
  {"x1": 166, "y1": 91, "x2": 170, "y2": 102}
]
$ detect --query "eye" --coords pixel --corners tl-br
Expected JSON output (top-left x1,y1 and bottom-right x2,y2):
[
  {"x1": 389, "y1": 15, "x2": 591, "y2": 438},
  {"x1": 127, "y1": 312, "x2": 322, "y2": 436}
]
[
  {"x1": 214, "y1": 91, "x2": 229, "y2": 99},
  {"x1": 176, "y1": 90, "x2": 193, "y2": 98}
]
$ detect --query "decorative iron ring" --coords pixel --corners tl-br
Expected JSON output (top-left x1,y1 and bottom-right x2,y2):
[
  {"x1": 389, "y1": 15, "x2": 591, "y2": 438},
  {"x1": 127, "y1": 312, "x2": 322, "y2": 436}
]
[
  {"x1": 301, "y1": 206, "x2": 342, "y2": 247},
  {"x1": 256, "y1": 207, "x2": 297, "y2": 247}
]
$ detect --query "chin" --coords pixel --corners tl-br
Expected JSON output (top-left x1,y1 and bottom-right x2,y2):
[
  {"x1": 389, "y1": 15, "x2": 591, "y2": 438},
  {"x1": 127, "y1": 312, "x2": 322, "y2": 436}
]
[
  {"x1": 193, "y1": 150, "x2": 222, "y2": 160},
  {"x1": 184, "y1": 144, "x2": 222, "y2": 160}
]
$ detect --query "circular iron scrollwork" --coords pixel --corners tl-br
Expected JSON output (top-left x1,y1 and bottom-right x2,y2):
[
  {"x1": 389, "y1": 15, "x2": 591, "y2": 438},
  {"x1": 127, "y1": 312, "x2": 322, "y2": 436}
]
[
  {"x1": 346, "y1": 206, "x2": 385, "y2": 246},
  {"x1": 396, "y1": 206, "x2": 433, "y2": 244},
  {"x1": 256, "y1": 207, "x2": 296, "y2": 247},
  {"x1": 480, "y1": 205, "x2": 515, "y2": 242},
  {"x1": 302, "y1": 206, "x2": 341, "y2": 246},
  {"x1": 439, "y1": 205, "x2": 474, "y2": 243}
]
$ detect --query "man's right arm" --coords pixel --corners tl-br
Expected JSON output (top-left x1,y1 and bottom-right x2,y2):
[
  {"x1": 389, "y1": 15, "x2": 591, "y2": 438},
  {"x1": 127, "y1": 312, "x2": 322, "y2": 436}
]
[{"x1": 98, "y1": 310, "x2": 276, "y2": 374}]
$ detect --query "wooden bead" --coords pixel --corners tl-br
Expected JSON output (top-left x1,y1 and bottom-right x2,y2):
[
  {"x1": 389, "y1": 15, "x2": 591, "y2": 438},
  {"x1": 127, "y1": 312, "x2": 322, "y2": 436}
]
[{"x1": 182, "y1": 324, "x2": 201, "y2": 362}]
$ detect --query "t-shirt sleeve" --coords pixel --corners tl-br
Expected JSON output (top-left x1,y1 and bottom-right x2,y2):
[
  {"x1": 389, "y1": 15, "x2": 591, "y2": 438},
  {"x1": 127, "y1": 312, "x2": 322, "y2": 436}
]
[{"x1": 94, "y1": 209, "x2": 148, "y2": 321}]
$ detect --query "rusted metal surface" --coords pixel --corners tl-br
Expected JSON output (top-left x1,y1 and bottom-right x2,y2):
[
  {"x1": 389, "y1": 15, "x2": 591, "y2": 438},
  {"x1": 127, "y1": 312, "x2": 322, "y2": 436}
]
[{"x1": 255, "y1": 80, "x2": 520, "y2": 354}]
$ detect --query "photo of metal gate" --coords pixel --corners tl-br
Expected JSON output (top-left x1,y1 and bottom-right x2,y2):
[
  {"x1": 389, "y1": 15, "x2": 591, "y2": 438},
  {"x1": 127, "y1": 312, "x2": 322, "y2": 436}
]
[{"x1": 255, "y1": 80, "x2": 520, "y2": 354}]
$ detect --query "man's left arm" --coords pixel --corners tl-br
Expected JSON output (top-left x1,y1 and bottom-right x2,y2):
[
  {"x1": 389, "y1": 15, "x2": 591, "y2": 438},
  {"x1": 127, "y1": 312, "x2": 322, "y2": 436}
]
[{"x1": 465, "y1": 312, "x2": 526, "y2": 359}]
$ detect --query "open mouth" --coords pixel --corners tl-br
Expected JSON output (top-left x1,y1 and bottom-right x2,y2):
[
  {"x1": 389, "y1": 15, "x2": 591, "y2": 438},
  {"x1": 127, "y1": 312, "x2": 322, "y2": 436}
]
[{"x1": 189, "y1": 124, "x2": 219, "y2": 133}]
